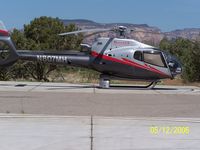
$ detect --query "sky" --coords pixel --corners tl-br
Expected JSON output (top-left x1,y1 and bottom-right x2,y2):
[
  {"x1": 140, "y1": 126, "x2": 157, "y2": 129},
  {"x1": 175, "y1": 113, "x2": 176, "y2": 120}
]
[{"x1": 0, "y1": 0, "x2": 200, "y2": 31}]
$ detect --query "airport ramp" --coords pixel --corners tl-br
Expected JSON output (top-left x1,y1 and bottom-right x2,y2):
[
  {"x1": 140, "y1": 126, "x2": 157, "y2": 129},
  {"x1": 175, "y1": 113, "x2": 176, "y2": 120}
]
[{"x1": 0, "y1": 115, "x2": 200, "y2": 150}]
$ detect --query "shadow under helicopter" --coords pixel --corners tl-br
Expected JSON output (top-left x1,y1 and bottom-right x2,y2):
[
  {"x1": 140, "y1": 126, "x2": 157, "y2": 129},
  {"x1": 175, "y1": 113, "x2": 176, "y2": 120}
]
[
  {"x1": 16, "y1": 83, "x2": 180, "y2": 91},
  {"x1": 0, "y1": 83, "x2": 194, "y2": 91},
  {"x1": 109, "y1": 85, "x2": 179, "y2": 91}
]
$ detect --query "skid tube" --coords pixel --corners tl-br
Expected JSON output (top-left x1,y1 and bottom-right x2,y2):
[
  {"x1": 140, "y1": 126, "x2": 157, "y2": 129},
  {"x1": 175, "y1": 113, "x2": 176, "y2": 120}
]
[{"x1": 98, "y1": 74, "x2": 160, "y2": 89}]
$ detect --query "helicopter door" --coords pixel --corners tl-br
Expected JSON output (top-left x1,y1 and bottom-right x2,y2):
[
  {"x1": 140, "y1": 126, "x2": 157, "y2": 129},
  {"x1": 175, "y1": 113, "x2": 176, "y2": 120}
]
[
  {"x1": 133, "y1": 51, "x2": 143, "y2": 61},
  {"x1": 133, "y1": 50, "x2": 171, "y2": 78}
]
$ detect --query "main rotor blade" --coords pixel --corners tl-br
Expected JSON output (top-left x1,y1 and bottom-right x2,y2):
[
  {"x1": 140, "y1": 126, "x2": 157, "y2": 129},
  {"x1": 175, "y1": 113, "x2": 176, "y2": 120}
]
[
  {"x1": 130, "y1": 29, "x2": 163, "y2": 35},
  {"x1": 59, "y1": 28, "x2": 111, "y2": 36},
  {"x1": 83, "y1": 30, "x2": 113, "y2": 38}
]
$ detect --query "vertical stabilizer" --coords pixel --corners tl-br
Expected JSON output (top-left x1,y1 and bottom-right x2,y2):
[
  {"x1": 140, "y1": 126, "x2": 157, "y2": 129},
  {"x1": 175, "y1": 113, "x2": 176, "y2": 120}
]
[
  {"x1": 0, "y1": 21, "x2": 9, "y2": 36},
  {"x1": 0, "y1": 21, "x2": 18, "y2": 66}
]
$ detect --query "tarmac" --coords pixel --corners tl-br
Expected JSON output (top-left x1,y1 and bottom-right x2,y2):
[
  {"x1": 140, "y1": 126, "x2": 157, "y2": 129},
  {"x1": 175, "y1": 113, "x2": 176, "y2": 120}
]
[
  {"x1": 0, "y1": 81, "x2": 200, "y2": 117},
  {"x1": 0, "y1": 81, "x2": 200, "y2": 149},
  {"x1": 0, "y1": 115, "x2": 200, "y2": 150}
]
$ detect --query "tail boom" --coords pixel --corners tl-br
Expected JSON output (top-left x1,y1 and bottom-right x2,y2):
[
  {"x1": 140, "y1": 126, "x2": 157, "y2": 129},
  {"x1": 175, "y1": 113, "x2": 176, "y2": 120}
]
[
  {"x1": 0, "y1": 21, "x2": 90, "y2": 68},
  {"x1": 18, "y1": 50, "x2": 91, "y2": 68}
]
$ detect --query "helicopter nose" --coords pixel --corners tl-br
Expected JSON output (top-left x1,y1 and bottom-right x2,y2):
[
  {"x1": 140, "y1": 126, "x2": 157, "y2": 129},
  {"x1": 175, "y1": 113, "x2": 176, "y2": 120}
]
[
  {"x1": 168, "y1": 59, "x2": 182, "y2": 76},
  {"x1": 174, "y1": 66, "x2": 182, "y2": 75},
  {"x1": 163, "y1": 51, "x2": 182, "y2": 77}
]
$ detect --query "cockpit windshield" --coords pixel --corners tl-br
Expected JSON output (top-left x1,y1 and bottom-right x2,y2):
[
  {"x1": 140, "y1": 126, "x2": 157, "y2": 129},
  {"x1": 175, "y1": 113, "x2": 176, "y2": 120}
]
[
  {"x1": 162, "y1": 51, "x2": 182, "y2": 76},
  {"x1": 133, "y1": 49, "x2": 182, "y2": 76},
  {"x1": 134, "y1": 50, "x2": 167, "y2": 67}
]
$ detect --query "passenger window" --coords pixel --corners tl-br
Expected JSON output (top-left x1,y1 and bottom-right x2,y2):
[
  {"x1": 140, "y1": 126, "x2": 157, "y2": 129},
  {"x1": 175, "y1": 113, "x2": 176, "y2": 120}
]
[
  {"x1": 134, "y1": 51, "x2": 143, "y2": 61},
  {"x1": 143, "y1": 52, "x2": 165, "y2": 67}
]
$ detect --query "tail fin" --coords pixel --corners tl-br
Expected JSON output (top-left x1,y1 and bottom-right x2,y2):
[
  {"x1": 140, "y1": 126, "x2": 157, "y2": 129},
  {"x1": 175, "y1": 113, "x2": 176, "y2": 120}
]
[
  {"x1": 0, "y1": 21, "x2": 18, "y2": 66},
  {"x1": 0, "y1": 21, "x2": 9, "y2": 36}
]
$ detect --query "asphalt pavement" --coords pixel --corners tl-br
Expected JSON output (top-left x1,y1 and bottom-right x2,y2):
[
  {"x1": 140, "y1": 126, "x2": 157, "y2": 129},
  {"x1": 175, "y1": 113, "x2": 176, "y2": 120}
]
[
  {"x1": 0, "y1": 81, "x2": 199, "y2": 117},
  {"x1": 0, "y1": 81, "x2": 200, "y2": 150}
]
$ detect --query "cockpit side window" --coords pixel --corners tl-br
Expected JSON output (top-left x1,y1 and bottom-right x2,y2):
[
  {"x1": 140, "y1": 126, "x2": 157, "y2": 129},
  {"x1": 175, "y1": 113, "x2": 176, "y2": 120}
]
[
  {"x1": 143, "y1": 52, "x2": 166, "y2": 67},
  {"x1": 134, "y1": 51, "x2": 143, "y2": 61}
]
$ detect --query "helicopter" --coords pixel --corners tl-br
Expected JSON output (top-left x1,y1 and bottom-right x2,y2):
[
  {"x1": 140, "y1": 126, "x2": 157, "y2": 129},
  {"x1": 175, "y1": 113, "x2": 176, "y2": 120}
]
[{"x1": 0, "y1": 21, "x2": 182, "y2": 89}]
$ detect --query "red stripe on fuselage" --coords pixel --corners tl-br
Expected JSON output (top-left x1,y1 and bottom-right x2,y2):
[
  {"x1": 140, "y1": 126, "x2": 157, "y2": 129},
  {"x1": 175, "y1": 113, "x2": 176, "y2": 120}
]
[
  {"x1": 122, "y1": 58, "x2": 168, "y2": 77},
  {"x1": 91, "y1": 51, "x2": 170, "y2": 77},
  {"x1": 0, "y1": 29, "x2": 9, "y2": 36}
]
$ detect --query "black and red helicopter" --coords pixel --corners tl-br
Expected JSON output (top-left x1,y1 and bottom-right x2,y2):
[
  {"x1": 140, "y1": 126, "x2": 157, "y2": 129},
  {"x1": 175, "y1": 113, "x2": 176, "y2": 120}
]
[{"x1": 0, "y1": 21, "x2": 182, "y2": 88}]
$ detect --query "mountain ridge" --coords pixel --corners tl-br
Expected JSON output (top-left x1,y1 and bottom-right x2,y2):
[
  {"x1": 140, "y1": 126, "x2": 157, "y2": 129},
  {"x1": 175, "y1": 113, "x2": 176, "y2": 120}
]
[{"x1": 61, "y1": 19, "x2": 200, "y2": 45}]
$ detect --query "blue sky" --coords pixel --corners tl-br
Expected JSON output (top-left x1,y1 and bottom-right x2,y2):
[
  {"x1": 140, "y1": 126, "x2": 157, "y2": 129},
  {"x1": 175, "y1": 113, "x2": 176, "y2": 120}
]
[{"x1": 0, "y1": 0, "x2": 200, "y2": 31}]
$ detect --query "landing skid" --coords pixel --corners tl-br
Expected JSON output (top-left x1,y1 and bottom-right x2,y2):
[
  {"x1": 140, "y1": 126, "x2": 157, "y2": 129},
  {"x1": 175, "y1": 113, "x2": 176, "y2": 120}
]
[
  {"x1": 145, "y1": 80, "x2": 160, "y2": 89},
  {"x1": 99, "y1": 76, "x2": 160, "y2": 89}
]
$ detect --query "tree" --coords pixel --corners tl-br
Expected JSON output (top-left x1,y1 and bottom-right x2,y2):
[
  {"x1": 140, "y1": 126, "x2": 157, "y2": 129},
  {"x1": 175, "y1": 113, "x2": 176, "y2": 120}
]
[
  {"x1": 181, "y1": 41, "x2": 200, "y2": 81},
  {"x1": 0, "y1": 16, "x2": 83, "y2": 81},
  {"x1": 160, "y1": 38, "x2": 200, "y2": 82},
  {"x1": 24, "y1": 16, "x2": 82, "y2": 50},
  {"x1": 13, "y1": 16, "x2": 83, "y2": 81}
]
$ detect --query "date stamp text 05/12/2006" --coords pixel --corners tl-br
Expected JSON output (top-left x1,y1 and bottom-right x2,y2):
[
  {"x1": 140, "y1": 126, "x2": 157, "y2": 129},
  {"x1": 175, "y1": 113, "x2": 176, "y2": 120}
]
[{"x1": 150, "y1": 126, "x2": 190, "y2": 135}]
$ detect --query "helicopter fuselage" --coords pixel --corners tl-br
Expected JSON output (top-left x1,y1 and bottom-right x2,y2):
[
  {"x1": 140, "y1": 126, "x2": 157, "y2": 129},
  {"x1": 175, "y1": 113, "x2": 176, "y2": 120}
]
[
  {"x1": 0, "y1": 20, "x2": 182, "y2": 89},
  {"x1": 11, "y1": 37, "x2": 182, "y2": 82},
  {"x1": 89, "y1": 37, "x2": 181, "y2": 81}
]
